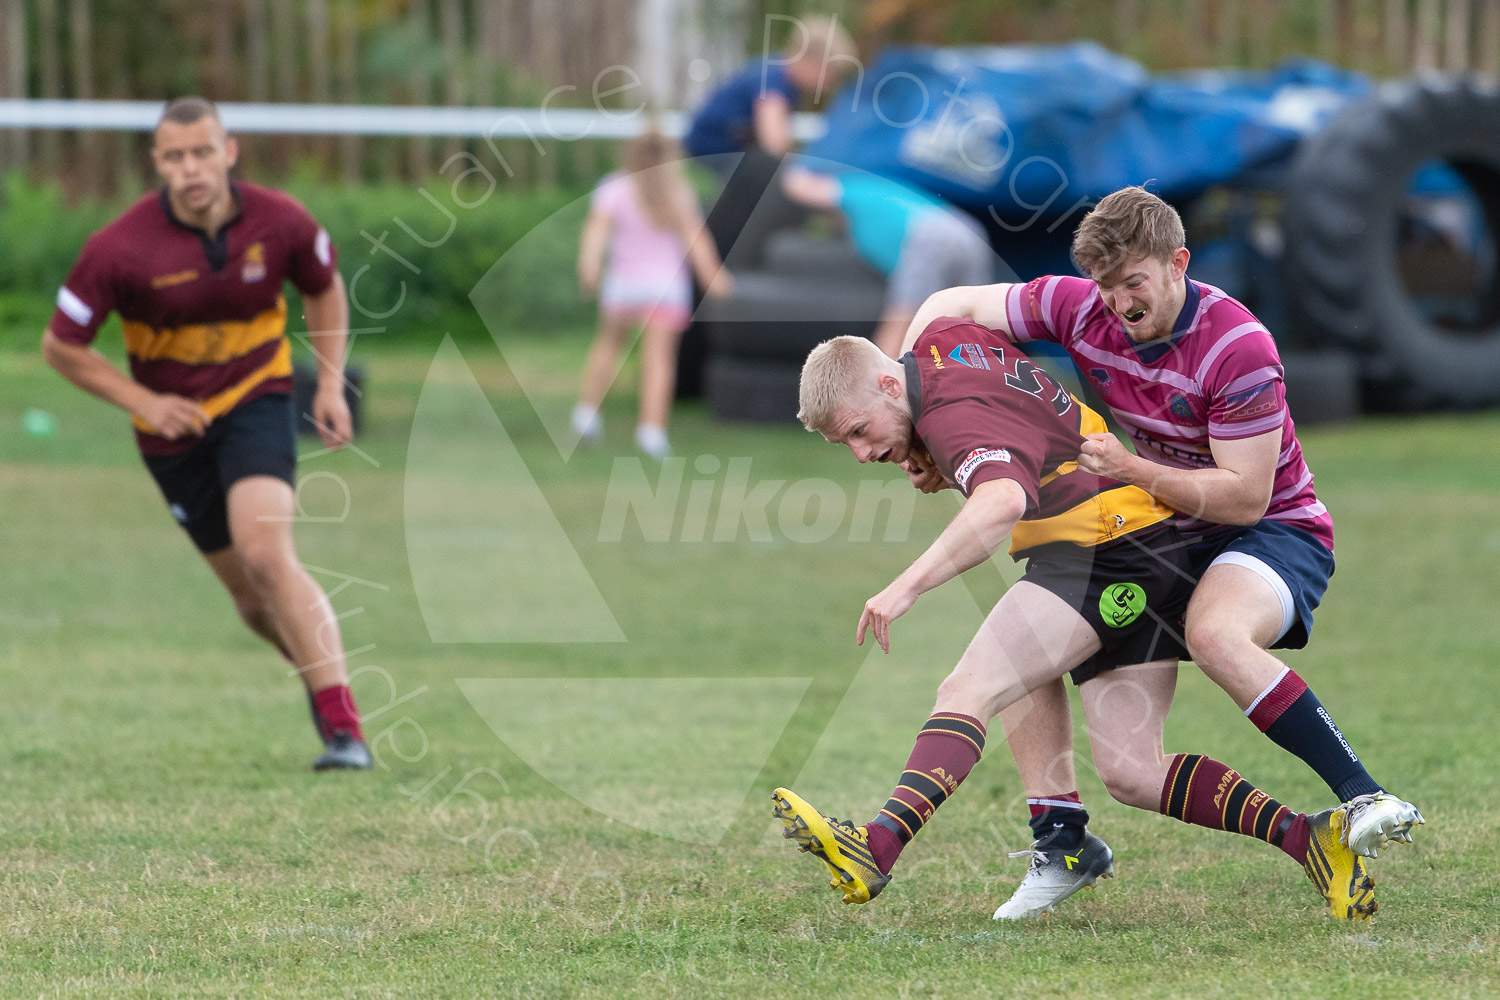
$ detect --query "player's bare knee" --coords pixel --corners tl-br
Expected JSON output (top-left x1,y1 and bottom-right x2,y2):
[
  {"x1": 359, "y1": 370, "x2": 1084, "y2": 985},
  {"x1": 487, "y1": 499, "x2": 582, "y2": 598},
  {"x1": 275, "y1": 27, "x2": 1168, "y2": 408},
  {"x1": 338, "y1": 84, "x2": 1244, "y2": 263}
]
[
  {"x1": 235, "y1": 538, "x2": 295, "y2": 591},
  {"x1": 1184, "y1": 614, "x2": 1246, "y2": 669}
]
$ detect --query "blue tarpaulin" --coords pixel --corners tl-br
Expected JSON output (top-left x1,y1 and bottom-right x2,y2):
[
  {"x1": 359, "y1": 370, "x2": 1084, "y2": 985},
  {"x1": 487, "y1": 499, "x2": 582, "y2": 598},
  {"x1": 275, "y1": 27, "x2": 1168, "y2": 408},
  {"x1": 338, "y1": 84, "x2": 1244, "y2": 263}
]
[{"x1": 806, "y1": 42, "x2": 1373, "y2": 221}]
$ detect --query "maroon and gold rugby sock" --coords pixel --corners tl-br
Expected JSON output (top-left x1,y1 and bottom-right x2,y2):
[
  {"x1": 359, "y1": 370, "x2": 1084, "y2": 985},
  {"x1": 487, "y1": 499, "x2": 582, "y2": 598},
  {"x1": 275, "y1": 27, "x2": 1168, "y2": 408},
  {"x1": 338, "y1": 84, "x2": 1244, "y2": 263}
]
[
  {"x1": 1160, "y1": 753, "x2": 1310, "y2": 862},
  {"x1": 864, "y1": 713, "x2": 987, "y2": 875},
  {"x1": 310, "y1": 684, "x2": 365, "y2": 741}
]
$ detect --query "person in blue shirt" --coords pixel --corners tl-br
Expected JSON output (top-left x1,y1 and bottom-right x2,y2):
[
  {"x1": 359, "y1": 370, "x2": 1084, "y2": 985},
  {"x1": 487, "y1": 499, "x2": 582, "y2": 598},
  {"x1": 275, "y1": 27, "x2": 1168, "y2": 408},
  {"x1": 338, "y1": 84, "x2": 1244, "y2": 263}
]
[
  {"x1": 683, "y1": 16, "x2": 857, "y2": 162},
  {"x1": 686, "y1": 17, "x2": 858, "y2": 269},
  {"x1": 782, "y1": 163, "x2": 995, "y2": 354}
]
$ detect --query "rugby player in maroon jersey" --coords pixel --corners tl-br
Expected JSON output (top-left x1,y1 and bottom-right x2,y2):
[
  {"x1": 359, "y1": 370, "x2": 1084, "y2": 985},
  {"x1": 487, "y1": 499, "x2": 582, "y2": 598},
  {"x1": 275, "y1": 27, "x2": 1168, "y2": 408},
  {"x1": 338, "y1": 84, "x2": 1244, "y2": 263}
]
[
  {"x1": 896, "y1": 188, "x2": 1422, "y2": 916},
  {"x1": 43, "y1": 97, "x2": 370, "y2": 770},
  {"x1": 771, "y1": 330, "x2": 1380, "y2": 921}
]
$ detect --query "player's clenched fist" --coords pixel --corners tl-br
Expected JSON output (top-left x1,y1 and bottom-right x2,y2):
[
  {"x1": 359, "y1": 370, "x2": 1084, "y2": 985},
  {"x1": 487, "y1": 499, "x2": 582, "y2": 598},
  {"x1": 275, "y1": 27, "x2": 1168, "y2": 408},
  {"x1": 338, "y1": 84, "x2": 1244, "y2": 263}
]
[
  {"x1": 857, "y1": 581, "x2": 919, "y2": 654},
  {"x1": 899, "y1": 446, "x2": 948, "y2": 494},
  {"x1": 136, "y1": 393, "x2": 210, "y2": 439},
  {"x1": 1077, "y1": 432, "x2": 1134, "y2": 481}
]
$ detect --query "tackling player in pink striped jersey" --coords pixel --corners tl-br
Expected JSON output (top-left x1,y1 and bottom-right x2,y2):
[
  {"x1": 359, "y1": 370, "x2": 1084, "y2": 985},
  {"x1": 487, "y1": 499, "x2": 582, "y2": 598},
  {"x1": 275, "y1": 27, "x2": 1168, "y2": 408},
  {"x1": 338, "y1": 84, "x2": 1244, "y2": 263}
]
[{"x1": 900, "y1": 186, "x2": 1423, "y2": 917}]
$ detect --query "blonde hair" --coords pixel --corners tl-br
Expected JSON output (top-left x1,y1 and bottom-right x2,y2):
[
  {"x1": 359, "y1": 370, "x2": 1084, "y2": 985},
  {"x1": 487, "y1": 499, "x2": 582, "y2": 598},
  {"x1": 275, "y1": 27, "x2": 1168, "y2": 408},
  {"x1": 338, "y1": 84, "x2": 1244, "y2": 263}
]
[
  {"x1": 623, "y1": 127, "x2": 688, "y2": 233},
  {"x1": 1072, "y1": 186, "x2": 1185, "y2": 278},
  {"x1": 797, "y1": 336, "x2": 889, "y2": 431}
]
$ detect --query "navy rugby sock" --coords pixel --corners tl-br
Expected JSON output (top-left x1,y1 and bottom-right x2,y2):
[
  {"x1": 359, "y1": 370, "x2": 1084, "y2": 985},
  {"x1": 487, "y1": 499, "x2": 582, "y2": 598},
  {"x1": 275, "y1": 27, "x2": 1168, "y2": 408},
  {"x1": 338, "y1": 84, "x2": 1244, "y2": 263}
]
[
  {"x1": 1027, "y1": 792, "x2": 1089, "y2": 852},
  {"x1": 1247, "y1": 668, "x2": 1381, "y2": 802}
]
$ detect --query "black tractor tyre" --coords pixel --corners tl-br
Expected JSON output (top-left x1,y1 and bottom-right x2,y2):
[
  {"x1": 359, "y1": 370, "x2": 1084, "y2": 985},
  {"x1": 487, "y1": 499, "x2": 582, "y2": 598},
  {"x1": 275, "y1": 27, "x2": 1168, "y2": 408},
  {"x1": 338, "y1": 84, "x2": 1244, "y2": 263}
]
[
  {"x1": 699, "y1": 271, "x2": 887, "y2": 363},
  {"x1": 1279, "y1": 350, "x2": 1360, "y2": 427},
  {"x1": 1282, "y1": 75, "x2": 1500, "y2": 410},
  {"x1": 705, "y1": 357, "x2": 804, "y2": 423},
  {"x1": 762, "y1": 231, "x2": 885, "y2": 285}
]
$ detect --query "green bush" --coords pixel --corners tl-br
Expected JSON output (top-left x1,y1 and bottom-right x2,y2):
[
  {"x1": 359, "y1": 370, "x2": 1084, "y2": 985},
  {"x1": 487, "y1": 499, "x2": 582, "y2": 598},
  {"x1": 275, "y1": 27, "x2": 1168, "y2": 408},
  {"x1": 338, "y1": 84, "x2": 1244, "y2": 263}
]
[{"x1": 0, "y1": 171, "x2": 596, "y2": 353}]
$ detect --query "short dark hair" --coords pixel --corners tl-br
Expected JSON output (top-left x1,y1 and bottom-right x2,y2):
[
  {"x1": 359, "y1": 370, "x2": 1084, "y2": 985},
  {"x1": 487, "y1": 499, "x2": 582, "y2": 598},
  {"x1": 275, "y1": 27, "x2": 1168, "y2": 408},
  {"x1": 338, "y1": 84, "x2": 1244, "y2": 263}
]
[{"x1": 159, "y1": 96, "x2": 221, "y2": 128}]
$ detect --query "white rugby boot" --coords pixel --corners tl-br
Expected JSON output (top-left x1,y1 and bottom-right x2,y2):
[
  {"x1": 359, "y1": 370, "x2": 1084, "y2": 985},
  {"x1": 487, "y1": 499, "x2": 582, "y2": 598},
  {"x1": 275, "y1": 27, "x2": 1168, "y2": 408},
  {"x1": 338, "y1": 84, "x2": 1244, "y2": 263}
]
[{"x1": 993, "y1": 831, "x2": 1115, "y2": 920}]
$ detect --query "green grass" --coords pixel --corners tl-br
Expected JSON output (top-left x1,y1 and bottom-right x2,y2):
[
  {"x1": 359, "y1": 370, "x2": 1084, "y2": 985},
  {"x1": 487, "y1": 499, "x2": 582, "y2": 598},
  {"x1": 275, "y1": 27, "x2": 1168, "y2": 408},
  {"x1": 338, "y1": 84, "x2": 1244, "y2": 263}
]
[{"x1": 2, "y1": 328, "x2": 1499, "y2": 998}]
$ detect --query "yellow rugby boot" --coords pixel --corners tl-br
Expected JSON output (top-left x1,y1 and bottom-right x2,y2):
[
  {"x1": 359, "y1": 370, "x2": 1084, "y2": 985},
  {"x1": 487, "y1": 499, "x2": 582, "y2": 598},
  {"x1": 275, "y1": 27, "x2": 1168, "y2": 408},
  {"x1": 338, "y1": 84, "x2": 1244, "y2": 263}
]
[
  {"x1": 1304, "y1": 806, "x2": 1378, "y2": 920},
  {"x1": 771, "y1": 787, "x2": 890, "y2": 904}
]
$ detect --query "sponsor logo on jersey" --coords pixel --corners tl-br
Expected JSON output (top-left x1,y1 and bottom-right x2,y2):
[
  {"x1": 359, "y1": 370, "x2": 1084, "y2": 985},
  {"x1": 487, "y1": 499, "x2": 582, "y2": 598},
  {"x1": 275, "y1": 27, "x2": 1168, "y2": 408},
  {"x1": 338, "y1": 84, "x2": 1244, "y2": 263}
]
[
  {"x1": 948, "y1": 343, "x2": 992, "y2": 370},
  {"x1": 955, "y1": 446, "x2": 1011, "y2": 489},
  {"x1": 928, "y1": 344, "x2": 945, "y2": 369},
  {"x1": 150, "y1": 268, "x2": 200, "y2": 289},
  {"x1": 242, "y1": 242, "x2": 267, "y2": 283},
  {"x1": 1222, "y1": 380, "x2": 1280, "y2": 421}
]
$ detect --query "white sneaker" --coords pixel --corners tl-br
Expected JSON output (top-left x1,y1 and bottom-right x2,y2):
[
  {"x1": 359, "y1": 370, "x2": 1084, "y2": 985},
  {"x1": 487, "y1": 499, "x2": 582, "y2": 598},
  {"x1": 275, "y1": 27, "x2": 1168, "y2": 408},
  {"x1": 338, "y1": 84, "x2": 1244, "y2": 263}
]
[
  {"x1": 993, "y1": 831, "x2": 1115, "y2": 920},
  {"x1": 571, "y1": 404, "x2": 603, "y2": 445},
  {"x1": 635, "y1": 423, "x2": 671, "y2": 460},
  {"x1": 1341, "y1": 792, "x2": 1425, "y2": 858}
]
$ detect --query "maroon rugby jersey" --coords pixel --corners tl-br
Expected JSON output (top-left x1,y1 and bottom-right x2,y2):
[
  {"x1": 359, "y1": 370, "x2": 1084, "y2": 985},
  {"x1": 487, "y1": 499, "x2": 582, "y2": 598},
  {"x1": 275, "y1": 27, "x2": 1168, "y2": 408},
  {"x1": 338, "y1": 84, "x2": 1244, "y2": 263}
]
[
  {"x1": 906, "y1": 318, "x2": 1172, "y2": 557},
  {"x1": 49, "y1": 182, "x2": 338, "y2": 455}
]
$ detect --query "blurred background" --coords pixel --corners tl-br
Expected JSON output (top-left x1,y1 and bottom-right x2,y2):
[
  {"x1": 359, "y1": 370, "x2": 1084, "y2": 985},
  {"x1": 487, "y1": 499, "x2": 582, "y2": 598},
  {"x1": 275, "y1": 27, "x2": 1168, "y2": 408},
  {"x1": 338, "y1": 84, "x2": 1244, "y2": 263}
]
[
  {"x1": 2, "y1": 2, "x2": 1499, "y2": 418},
  {"x1": 3, "y1": 9, "x2": 1499, "y2": 993},
  {"x1": 1, "y1": 1, "x2": 1495, "y2": 194}
]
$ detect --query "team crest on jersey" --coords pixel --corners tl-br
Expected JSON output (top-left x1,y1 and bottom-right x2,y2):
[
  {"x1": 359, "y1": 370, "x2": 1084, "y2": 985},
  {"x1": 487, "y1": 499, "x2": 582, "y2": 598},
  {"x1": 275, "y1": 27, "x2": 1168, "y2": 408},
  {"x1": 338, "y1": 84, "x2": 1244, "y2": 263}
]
[
  {"x1": 1087, "y1": 367, "x2": 1112, "y2": 389},
  {"x1": 1169, "y1": 394, "x2": 1194, "y2": 420},
  {"x1": 948, "y1": 343, "x2": 992, "y2": 370},
  {"x1": 242, "y1": 242, "x2": 267, "y2": 283},
  {"x1": 955, "y1": 446, "x2": 1011, "y2": 489}
]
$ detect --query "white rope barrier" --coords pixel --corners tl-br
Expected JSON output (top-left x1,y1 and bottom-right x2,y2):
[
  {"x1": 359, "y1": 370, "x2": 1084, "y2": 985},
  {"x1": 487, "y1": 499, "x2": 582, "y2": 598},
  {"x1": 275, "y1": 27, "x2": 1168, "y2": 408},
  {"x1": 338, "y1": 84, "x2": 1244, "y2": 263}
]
[{"x1": 0, "y1": 99, "x2": 827, "y2": 141}]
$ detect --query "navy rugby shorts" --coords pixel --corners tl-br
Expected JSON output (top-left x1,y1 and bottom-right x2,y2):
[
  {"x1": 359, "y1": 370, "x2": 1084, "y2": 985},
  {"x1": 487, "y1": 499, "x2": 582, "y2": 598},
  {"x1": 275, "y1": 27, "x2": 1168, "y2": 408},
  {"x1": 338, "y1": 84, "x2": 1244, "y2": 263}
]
[{"x1": 142, "y1": 392, "x2": 297, "y2": 553}]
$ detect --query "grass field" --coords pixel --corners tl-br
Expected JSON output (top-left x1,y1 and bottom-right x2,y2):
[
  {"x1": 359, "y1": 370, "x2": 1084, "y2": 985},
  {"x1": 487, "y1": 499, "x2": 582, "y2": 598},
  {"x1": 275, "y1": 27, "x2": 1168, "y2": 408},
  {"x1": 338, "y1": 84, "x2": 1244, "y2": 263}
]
[{"x1": 2, "y1": 328, "x2": 1499, "y2": 998}]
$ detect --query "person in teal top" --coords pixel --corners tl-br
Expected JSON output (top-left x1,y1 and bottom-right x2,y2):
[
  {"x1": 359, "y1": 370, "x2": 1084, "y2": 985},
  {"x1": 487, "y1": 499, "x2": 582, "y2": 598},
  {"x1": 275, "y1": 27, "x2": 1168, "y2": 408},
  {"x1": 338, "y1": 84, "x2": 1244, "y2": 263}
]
[{"x1": 783, "y1": 162, "x2": 995, "y2": 355}]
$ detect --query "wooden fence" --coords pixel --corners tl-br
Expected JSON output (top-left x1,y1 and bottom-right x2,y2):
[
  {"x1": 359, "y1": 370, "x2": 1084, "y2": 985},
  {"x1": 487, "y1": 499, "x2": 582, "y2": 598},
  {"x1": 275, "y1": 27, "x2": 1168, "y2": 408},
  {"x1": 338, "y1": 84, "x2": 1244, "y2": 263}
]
[{"x1": 1, "y1": 0, "x2": 1498, "y2": 196}]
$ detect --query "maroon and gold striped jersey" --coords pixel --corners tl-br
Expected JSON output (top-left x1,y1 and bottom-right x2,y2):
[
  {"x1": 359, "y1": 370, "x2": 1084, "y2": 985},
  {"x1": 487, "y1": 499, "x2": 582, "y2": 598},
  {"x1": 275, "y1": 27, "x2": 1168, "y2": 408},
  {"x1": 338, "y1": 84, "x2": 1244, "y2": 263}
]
[
  {"x1": 50, "y1": 182, "x2": 338, "y2": 455},
  {"x1": 905, "y1": 317, "x2": 1172, "y2": 558}
]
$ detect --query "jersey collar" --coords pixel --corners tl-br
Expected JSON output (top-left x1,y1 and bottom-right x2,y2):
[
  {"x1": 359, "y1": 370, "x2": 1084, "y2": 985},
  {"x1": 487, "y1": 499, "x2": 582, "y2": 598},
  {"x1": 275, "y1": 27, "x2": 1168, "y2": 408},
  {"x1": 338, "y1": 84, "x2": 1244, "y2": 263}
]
[
  {"x1": 158, "y1": 182, "x2": 245, "y2": 272},
  {"x1": 901, "y1": 350, "x2": 923, "y2": 415},
  {"x1": 1129, "y1": 278, "x2": 1200, "y2": 364}
]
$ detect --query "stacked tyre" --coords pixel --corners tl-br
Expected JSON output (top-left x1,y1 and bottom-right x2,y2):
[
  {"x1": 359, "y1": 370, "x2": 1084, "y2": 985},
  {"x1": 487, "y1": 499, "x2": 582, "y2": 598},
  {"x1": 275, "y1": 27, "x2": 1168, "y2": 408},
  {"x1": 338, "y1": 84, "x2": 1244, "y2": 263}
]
[
  {"x1": 1282, "y1": 75, "x2": 1500, "y2": 410},
  {"x1": 699, "y1": 231, "x2": 887, "y2": 422}
]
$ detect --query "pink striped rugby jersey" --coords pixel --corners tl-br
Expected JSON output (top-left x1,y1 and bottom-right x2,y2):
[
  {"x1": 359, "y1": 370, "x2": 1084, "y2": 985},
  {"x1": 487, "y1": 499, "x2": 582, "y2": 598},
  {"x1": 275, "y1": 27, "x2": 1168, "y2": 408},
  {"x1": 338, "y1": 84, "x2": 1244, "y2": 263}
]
[{"x1": 1002, "y1": 275, "x2": 1333, "y2": 551}]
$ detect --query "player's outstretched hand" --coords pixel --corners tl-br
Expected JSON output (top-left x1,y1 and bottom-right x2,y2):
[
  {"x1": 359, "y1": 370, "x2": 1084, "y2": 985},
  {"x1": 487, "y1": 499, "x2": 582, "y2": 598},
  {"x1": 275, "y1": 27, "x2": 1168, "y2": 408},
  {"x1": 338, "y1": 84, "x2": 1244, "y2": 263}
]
[
  {"x1": 1077, "y1": 432, "x2": 1134, "y2": 481},
  {"x1": 137, "y1": 392, "x2": 210, "y2": 439},
  {"x1": 857, "y1": 582, "x2": 918, "y2": 654},
  {"x1": 900, "y1": 447, "x2": 947, "y2": 494},
  {"x1": 312, "y1": 382, "x2": 354, "y2": 450}
]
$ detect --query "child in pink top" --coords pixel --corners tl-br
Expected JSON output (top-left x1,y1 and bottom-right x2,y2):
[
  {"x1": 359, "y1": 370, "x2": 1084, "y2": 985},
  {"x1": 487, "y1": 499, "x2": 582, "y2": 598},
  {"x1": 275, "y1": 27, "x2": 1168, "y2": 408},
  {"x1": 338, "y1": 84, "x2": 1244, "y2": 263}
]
[{"x1": 574, "y1": 130, "x2": 732, "y2": 459}]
